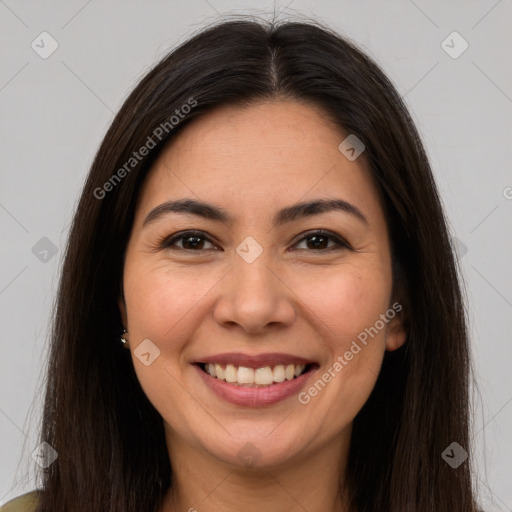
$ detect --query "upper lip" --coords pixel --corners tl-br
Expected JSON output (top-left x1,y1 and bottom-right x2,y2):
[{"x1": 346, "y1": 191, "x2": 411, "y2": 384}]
[{"x1": 196, "y1": 352, "x2": 316, "y2": 368}]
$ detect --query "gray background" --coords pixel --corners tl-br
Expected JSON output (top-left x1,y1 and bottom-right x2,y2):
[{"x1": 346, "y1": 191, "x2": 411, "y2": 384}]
[{"x1": 1, "y1": 0, "x2": 511, "y2": 509}]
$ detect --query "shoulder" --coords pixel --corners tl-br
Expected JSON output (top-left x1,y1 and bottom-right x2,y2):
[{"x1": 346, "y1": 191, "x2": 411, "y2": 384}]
[{"x1": 0, "y1": 491, "x2": 39, "y2": 512}]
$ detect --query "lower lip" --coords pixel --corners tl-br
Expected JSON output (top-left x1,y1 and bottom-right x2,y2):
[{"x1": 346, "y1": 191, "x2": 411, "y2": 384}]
[{"x1": 195, "y1": 364, "x2": 317, "y2": 407}]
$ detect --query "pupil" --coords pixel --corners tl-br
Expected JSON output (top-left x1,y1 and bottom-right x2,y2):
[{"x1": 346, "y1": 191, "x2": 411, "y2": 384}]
[
  {"x1": 308, "y1": 235, "x2": 327, "y2": 249},
  {"x1": 185, "y1": 236, "x2": 202, "y2": 249}
]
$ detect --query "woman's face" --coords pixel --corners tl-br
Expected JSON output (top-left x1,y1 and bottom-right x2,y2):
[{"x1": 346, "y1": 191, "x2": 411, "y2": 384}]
[{"x1": 119, "y1": 99, "x2": 406, "y2": 470}]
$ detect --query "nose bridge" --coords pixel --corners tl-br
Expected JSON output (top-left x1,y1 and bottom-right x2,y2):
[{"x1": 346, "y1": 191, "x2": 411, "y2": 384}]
[
  {"x1": 213, "y1": 237, "x2": 295, "y2": 333},
  {"x1": 234, "y1": 244, "x2": 275, "y2": 297}
]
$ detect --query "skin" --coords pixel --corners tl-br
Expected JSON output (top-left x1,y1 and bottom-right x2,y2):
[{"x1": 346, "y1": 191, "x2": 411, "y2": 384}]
[{"x1": 118, "y1": 99, "x2": 407, "y2": 512}]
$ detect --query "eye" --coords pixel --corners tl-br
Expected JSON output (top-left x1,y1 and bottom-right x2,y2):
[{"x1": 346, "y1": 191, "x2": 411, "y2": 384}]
[
  {"x1": 293, "y1": 230, "x2": 351, "y2": 252},
  {"x1": 160, "y1": 230, "x2": 218, "y2": 251}
]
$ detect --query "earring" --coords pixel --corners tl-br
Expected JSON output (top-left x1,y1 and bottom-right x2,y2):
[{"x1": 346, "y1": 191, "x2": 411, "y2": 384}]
[{"x1": 120, "y1": 328, "x2": 129, "y2": 347}]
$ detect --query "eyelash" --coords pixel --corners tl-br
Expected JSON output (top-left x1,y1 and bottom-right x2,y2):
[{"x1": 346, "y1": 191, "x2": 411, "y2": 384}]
[{"x1": 159, "y1": 229, "x2": 351, "y2": 253}]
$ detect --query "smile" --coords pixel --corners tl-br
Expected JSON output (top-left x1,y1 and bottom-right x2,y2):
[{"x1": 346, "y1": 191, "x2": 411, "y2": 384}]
[
  {"x1": 194, "y1": 353, "x2": 319, "y2": 406},
  {"x1": 200, "y1": 362, "x2": 310, "y2": 387}
]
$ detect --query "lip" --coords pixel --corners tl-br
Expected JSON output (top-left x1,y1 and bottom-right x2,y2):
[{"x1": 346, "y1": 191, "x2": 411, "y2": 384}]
[
  {"x1": 196, "y1": 352, "x2": 315, "y2": 368},
  {"x1": 194, "y1": 362, "x2": 319, "y2": 407}
]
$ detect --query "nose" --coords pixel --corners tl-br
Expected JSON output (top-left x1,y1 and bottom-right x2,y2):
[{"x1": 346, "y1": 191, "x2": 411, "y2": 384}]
[{"x1": 212, "y1": 249, "x2": 296, "y2": 335}]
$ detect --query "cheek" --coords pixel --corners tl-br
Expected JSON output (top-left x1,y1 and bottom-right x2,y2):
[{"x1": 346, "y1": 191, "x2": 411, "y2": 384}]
[
  {"x1": 291, "y1": 261, "x2": 391, "y2": 347},
  {"x1": 123, "y1": 260, "x2": 218, "y2": 342},
  {"x1": 122, "y1": 261, "x2": 213, "y2": 430},
  {"x1": 293, "y1": 268, "x2": 391, "y2": 423}
]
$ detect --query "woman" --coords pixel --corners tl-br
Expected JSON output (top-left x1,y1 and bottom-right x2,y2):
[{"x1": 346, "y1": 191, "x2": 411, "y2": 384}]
[{"x1": 2, "y1": 16, "x2": 479, "y2": 512}]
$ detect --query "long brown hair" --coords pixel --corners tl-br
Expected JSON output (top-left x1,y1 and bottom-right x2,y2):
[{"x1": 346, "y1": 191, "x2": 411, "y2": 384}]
[{"x1": 33, "y1": 16, "x2": 479, "y2": 511}]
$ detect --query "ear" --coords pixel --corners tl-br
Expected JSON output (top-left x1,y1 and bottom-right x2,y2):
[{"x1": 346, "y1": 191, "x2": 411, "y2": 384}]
[{"x1": 385, "y1": 304, "x2": 407, "y2": 352}]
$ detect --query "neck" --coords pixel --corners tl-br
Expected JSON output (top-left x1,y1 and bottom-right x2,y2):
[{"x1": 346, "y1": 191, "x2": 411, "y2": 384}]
[{"x1": 159, "y1": 429, "x2": 351, "y2": 512}]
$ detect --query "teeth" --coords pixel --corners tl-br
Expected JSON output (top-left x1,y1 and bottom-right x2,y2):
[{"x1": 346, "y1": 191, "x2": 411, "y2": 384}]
[
  {"x1": 215, "y1": 363, "x2": 224, "y2": 380},
  {"x1": 273, "y1": 365, "x2": 285, "y2": 382},
  {"x1": 237, "y1": 366, "x2": 254, "y2": 384},
  {"x1": 203, "y1": 363, "x2": 307, "y2": 386},
  {"x1": 255, "y1": 367, "x2": 273, "y2": 385},
  {"x1": 225, "y1": 364, "x2": 237, "y2": 383}
]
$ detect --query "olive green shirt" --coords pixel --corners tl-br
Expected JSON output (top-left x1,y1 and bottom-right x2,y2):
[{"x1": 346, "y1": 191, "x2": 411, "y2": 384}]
[{"x1": 0, "y1": 492, "x2": 38, "y2": 512}]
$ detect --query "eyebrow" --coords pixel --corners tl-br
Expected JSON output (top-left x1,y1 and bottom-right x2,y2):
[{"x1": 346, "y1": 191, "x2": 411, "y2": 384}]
[{"x1": 143, "y1": 198, "x2": 368, "y2": 228}]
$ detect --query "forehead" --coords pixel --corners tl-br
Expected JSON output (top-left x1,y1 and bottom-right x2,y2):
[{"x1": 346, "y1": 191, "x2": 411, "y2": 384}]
[{"x1": 136, "y1": 100, "x2": 382, "y2": 226}]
